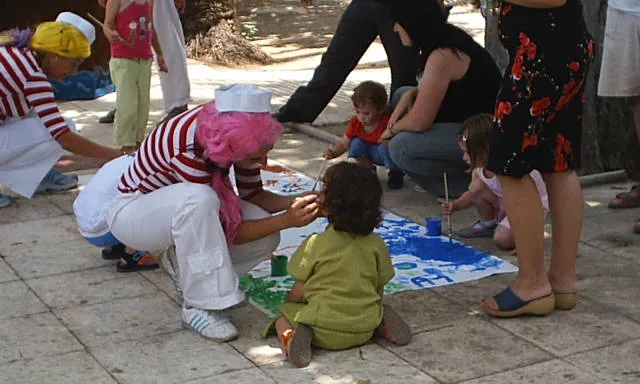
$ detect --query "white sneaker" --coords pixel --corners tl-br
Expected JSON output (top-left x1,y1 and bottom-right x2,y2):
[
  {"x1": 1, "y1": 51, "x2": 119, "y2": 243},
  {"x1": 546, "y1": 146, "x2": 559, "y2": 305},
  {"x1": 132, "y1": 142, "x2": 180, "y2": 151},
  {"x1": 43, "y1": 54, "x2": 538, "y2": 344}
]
[{"x1": 181, "y1": 305, "x2": 238, "y2": 342}]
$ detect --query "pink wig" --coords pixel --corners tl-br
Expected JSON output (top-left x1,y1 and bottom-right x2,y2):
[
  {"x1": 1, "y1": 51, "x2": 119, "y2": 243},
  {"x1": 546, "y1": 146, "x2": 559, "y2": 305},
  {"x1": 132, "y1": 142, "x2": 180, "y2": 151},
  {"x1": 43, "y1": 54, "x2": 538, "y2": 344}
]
[{"x1": 195, "y1": 102, "x2": 283, "y2": 244}]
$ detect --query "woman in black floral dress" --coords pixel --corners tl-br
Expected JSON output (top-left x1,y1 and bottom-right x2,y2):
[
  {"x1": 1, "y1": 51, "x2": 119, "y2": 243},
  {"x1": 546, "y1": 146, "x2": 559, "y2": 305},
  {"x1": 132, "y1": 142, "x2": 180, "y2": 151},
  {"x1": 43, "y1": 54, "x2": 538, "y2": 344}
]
[{"x1": 482, "y1": 0, "x2": 594, "y2": 317}]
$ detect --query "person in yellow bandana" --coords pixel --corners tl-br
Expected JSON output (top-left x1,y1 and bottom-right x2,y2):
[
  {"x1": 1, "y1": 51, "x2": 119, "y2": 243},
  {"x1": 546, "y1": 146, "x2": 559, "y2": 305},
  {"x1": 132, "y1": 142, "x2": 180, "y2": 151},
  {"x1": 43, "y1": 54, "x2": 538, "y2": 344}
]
[{"x1": 0, "y1": 12, "x2": 123, "y2": 208}]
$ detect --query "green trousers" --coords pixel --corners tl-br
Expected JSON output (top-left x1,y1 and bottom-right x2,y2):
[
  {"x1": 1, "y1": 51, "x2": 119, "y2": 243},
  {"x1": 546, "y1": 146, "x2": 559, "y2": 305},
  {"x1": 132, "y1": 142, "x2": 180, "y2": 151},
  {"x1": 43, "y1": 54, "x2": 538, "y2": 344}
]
[{"x1": 109, "y1": 58, "x2": 152, "y2": 147}]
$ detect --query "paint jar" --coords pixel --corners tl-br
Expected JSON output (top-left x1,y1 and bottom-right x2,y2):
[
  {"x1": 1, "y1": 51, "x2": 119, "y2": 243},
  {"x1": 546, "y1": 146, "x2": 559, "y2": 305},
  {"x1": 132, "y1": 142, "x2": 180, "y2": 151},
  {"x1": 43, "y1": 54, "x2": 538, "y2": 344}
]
[
  {"x1": 425, "y1": 218, "x2": 442, "y2": 236},
  {"x1": 270, "y1": 255, "x2": 288, "y2": 277}
]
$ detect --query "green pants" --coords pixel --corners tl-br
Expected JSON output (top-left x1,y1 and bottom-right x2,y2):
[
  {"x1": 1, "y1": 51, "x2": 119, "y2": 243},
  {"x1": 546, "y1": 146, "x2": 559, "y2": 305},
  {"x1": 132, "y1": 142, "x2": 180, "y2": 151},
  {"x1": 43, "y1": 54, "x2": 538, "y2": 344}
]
[{"x1": 110, "y1": 58, "x2": 152, "y2": 147}]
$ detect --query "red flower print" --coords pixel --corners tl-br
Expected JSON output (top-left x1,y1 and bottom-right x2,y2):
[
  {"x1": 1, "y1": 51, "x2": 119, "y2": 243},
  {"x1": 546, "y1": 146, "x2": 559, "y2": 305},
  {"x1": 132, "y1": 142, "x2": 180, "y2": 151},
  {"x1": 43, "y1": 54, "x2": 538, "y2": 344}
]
[
  {"x1": 555, "y1": 153, "x2": 568, "y2": 172},
  {"x1": 511, "y1": 55, "x2": 524, "y2": 80},
  {"x1": 522, "y1": 134, "x2": 538, "y2": 151},
  {"x1": 554, "y1": 134, "x2": 571, "y2": 172},
  {"x1": 527, "y1": 43, "x2": 537, "y2": 60},
  {"x1": 519, "y1": 33, "x2": 531, "y2": 48},
  {"x1": 530, "y1": 97, "x2": 551, "y2": 117},
  {"x1": 568, "y1": 61, "x2": 580, "y2": 72},
  {"x1": 587, "y1": 40, "x2": 595, "y2": 58},
  {"x1": 502, "y1": 3, "x2": 512, "y2": 15},
  {"x1": 556, "y1": 79, "x2": 585, "y2": 112},
  {"x1": 546, "y1": 112, "x2": 557, "y2": 122},
  {"x1": 496, "y1": 101, "x2": 513, "y2": 120}
]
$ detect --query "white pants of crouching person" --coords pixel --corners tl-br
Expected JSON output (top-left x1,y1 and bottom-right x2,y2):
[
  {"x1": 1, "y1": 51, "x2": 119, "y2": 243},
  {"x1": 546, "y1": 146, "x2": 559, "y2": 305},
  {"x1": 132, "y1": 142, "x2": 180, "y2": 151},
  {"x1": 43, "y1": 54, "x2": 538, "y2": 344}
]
[{"x1": 107, "y1": 182, "x2": 280, "y2": 341}]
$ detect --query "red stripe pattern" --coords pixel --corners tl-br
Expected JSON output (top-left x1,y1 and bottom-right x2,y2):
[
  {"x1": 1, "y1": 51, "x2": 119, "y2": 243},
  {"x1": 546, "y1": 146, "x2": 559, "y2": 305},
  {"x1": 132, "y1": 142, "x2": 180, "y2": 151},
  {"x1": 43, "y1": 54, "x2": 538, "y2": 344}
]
[
  {"x1": 0, "y1": 47, "x2": 70, "y2": 139},
  {"x1": 118, "y1": 105, "x2": 264, "y2": 198}
]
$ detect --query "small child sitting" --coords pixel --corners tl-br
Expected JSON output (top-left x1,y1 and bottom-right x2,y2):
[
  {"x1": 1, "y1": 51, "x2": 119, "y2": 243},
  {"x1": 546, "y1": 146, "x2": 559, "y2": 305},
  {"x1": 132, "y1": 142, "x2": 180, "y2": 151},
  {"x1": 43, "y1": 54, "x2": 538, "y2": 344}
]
[
  {"x1": 442, "y1": 114, "x2": 549, "y2": 250},
  {"x1": 323, "y1": 81, "x2": 404, "y2": 189},
  {"x1": 266, "y1": 162, "x2": 411, "y2": 367}
]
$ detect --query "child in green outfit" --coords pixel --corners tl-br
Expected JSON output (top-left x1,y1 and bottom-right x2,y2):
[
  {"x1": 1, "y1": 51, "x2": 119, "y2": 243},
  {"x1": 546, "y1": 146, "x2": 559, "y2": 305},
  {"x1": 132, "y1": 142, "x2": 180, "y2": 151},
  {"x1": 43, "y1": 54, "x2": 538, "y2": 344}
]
[{"x1": 271, "y1": 161, "x2": 411, "y2": 368}]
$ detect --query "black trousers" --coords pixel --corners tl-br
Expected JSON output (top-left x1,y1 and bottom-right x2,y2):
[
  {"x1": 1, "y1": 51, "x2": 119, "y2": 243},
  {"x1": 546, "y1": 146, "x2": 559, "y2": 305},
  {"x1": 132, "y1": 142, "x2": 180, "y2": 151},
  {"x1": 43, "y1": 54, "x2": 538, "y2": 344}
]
[{"x1": 277, "y1": 0, "x2": 419, "y2": 123}]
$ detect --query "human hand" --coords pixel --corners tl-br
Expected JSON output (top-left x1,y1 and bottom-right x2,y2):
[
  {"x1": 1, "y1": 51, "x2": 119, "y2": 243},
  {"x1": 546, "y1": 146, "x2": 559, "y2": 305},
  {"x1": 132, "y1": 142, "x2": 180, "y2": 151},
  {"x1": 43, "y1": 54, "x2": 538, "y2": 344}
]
[
  {"x1": 102, "y1": 26, "x2": 124, "y2": 44},
  {"x1": 442, "y1": 201, "x2": 456, "y2": 216},
  {"x1": 174, "y1": 0, "x2": 187, "y2": 13},
  {"x1": 323, "y1": 146, "x2": 336, "y2": 160},
  {"x1": 97, "y1": 0, "x2": 107, "y2": 7},
  {"x1": 157, "y1": 56, "x2": 169, "y2": 72},
  {"x1": 284, "y1": 194, "x2": 320, "y2": 228},
  {"x1": 378, "y1": 128, "x2": 395, "y2": 144}
]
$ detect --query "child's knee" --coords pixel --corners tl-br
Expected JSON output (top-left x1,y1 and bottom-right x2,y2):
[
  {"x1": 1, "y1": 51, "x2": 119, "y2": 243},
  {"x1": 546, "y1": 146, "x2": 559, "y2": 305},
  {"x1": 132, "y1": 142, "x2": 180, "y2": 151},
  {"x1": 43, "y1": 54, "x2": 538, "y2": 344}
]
[
  {"x1": 468, "y1": 178, "x2": 488, "y2": 201},
  {"x1": 493, "y1": 225, "x2": 515, "y2": 250}
]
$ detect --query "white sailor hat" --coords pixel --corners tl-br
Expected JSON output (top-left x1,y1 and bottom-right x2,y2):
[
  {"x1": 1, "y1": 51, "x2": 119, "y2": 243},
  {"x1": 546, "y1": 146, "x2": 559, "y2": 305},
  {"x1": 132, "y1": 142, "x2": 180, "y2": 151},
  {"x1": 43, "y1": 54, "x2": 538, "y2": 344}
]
[
  {"x1": 215, "y1": 84, "x2": 272, "y2": 113},
  {"x1": 56, "y1": 12, "x2": 96, "y2": 44}
]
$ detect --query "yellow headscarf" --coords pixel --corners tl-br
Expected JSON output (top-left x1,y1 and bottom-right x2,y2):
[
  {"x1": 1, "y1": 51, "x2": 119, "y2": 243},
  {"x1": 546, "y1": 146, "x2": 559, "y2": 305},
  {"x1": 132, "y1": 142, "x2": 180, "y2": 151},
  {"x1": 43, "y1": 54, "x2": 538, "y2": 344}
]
[{"x1": 30, "y1": 21, "x2": 91, "y2": 59}]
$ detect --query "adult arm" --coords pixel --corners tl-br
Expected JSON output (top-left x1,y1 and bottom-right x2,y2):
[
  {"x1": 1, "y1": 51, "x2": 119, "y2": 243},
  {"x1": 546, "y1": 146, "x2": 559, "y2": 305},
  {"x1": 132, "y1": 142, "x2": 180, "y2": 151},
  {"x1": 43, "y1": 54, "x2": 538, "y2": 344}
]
[
  {"x1": 386, "y1": 49, "x2": 470, "y2": 135},
  {"x1": 174, "y1": 0, "x2": 187, "y2": 13},
  {"x1": 234, "y1": 194, "x2": 320, "y2": 244},
  {"x1": 56, "y1": 131, "x2": 123, "y2": 160},
  {"x1": 150, "y1": 0, "x2": 168, "y2": 72},
  {"x1": 505, "y1": 0, "x2": 566, "y2": 8},
  {"x1": 248, "y1": 189, "x2": 296, "y2": 213}
]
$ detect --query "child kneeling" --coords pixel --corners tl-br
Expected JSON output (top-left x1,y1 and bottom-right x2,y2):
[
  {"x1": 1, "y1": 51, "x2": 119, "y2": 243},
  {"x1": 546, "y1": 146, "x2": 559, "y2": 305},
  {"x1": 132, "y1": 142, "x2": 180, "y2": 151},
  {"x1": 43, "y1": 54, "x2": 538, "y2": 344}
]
[
  {"x1": 323, "y1": 81, "x2": 404, "y2": 189},
  {"x1": 442, "y1": 114, "x2": 549, "y2": 251},
  {"x1": 265, "y1": 162, "x2": 411, "y2": 368}
]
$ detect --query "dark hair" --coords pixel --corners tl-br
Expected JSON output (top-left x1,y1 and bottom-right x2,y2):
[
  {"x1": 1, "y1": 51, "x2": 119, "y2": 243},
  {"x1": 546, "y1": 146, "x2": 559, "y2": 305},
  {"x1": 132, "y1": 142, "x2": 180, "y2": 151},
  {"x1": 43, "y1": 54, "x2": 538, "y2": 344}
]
[
  {"x1": 388, "y1": 0, "x2": 480, "y2": 69},
  {"x1": 351, "y1": 81, "x2": 388, "y2": 110},
  {"x1": 460, "y1": 114, "x2": 493, "y2": 169},
  {"x1": 322, "y1": 162, "x2": 382, "y2": 236}
]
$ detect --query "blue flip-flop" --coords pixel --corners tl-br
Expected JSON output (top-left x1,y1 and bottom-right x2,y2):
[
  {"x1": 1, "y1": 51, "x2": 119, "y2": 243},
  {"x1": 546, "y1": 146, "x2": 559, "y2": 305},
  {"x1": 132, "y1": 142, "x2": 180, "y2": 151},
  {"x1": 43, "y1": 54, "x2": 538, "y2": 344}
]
[
  {"x1": 457, "y1": 220, "x2": 497, "y2": 238},
  {"x1": 483, "y1": 287, "x2": 555, "y2": 318}
]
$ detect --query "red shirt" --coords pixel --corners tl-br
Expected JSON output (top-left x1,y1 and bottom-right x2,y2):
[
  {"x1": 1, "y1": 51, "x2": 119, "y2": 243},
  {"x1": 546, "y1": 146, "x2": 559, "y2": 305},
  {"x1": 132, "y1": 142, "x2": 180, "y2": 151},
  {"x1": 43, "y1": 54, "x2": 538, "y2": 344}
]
[
  {"x1": 0, "y1": 47, "x2": 70, "y2": 139},
  {"x1": 345, "y1": 115, "x2": 390, "y2": 144},
  {"x1": 110, "y1": 1, "x2": 154, "y2": 59}
]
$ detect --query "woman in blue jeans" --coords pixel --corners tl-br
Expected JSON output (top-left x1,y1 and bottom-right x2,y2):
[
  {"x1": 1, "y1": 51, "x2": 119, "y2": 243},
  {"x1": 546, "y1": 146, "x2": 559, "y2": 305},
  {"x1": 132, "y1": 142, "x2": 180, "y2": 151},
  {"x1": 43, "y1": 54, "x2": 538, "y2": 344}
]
[{"x1": 379, "y1": 0, "x2": 501, "y2": 198}]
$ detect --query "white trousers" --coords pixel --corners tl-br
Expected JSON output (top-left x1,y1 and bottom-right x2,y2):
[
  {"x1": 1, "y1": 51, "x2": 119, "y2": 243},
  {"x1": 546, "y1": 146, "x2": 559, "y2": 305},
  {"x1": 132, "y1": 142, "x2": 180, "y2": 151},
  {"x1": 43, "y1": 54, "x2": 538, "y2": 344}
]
[
  {"x1": 0, "y1": 117, "x2": 75, "y2": 198},
  {"x1": 106, "y1": 182, "x2": 280, "y2": 310},
  {"x1": 153, "y1": 0, "x2": 192, "y2": 112}
]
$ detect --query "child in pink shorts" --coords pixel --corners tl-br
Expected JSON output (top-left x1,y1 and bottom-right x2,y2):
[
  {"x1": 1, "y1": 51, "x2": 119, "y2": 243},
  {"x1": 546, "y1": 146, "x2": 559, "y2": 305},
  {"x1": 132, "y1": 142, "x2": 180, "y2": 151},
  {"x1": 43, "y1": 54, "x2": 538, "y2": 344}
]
[{"x1": 442, "y1": 114, "x2": 549, "y2": 251}]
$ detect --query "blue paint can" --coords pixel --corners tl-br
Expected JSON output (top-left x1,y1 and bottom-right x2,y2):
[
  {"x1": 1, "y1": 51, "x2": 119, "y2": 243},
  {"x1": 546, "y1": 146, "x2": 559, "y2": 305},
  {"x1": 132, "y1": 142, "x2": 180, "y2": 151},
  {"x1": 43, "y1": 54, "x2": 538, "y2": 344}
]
[{"x1": 425, "y1": 218, "x2": 442, "y2": 236}]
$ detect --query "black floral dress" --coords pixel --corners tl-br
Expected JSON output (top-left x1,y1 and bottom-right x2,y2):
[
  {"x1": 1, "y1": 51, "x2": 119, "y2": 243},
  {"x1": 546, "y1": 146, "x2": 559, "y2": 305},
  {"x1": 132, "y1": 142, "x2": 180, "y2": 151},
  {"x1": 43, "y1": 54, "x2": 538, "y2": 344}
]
[{"x1": 487, "y1": 0, "x2": 595, "y2": 178}]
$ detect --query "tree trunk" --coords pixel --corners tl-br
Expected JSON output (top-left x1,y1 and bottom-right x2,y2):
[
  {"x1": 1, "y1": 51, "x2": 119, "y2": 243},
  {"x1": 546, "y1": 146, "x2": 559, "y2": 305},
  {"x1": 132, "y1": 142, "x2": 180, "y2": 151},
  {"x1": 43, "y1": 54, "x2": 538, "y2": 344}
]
[
  {"x1": 182, "y1": 0, "x2": 269, "y2": 66},
  {"x1": 482, "y1": 1, "x2": 638, "y2": 176}
]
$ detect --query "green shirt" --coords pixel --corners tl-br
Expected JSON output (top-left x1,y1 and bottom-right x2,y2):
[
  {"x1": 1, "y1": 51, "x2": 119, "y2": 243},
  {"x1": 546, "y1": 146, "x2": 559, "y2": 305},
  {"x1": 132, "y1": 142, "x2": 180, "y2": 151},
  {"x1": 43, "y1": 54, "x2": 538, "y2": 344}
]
[{"x1": 288, "y1": 225, "x2": 395, "y2": 333}]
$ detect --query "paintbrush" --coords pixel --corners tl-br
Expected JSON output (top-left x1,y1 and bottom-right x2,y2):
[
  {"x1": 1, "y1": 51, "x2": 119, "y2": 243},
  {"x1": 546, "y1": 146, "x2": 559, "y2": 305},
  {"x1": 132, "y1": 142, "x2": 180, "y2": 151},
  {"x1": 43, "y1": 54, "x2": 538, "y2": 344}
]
[
  {"x1": 444, "y1": 172, "x2": 453, "y2": 243},
  {"x1": 311, "y1": 158, "x2": 328, "y2": 192},
  {"x1": 86, "y1": 13, "x2": 134, "y2": 47}
]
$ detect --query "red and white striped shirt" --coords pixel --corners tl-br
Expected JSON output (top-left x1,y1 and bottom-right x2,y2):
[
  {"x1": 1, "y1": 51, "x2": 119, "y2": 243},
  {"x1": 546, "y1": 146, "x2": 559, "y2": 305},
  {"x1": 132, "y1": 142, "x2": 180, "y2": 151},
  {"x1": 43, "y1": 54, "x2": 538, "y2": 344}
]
[
  {"x1": 118, "y1": 105, "x2": 264, "y2": 198},
  {"x1": 0, "y1": 47, "x2": 70, "y2": 139}
]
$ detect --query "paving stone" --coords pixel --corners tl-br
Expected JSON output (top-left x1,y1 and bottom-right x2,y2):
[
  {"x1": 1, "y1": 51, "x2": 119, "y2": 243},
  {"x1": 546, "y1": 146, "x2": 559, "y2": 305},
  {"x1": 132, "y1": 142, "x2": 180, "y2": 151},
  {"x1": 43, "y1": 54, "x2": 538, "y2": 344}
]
[
  {"x1": 139, "y1": 268, "x2": 182, "y2": 304},
  {"x1": 0, "y1": 312, "x2": 83, "y2": 365},
  {"x1": 0, "y1": 196, "x2": 66, "y2": 225},
  {"x1": 0, "y1": 351, "x2": 116, "y2": 384},
  {"x1": 188, "y1": 368, "x2": 278, "y2": 384},
  {"x1": 91, "y1": 331, "x2": 252, "y2": 384},
  {"x1": 458, "y1": 359, "x2": 603, "y2": 384},
  {"x1": 0, "y1": 216, "x2": 81, "y2": 250},
  {"x1": 27, "y1": 266, "x2": 156, "y2": 310},
  {"x1": 261, "y1": 343, "x2": 437, "y2": 384},
  {"x1": 393, "y1": 318, "x2": 552, "y2": 383},
  {"x1": 57, "y1": 293, "x2": 182, "y2": 347},
  {"x1": 565, "y1": 339, "x2": 640, "y2": 384},
  {"x1": 580, "y1": 275, "x2": 640, "y2": 323},
  {"x1": 491, "y1": 299, "x2": 640, "y2": 357},
  {"x1": 0, "y1": 281, "x2": 48, "y2": 320},
  {"x1": 226, "y1": 303, "x2": 284, "y2": 366},
  {"x1": 4, "y1": 239, "x2": 112, "y2": 279},
  {"x1": 0, "y1": 258, "x2": 18, "y2": 283}
]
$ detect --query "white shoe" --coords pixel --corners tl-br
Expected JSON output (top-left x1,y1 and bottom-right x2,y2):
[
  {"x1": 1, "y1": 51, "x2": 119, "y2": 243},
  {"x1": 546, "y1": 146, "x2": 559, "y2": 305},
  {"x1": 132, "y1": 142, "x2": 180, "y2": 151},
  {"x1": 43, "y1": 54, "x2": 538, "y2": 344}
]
[{"x1": 181, "y1": 305, "x2": 238, "y2": 342}]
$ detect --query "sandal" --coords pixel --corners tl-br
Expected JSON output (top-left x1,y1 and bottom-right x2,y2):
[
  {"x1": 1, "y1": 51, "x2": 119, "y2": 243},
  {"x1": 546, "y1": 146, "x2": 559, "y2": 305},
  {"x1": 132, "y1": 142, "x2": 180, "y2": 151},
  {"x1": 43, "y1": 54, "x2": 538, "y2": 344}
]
[
  {"x1": 554, "y1": 292, "x2": 578, "y2": 310},
  {"x1": 116, "y1": 251, "x2": 159, "y2": 272},
  {"x1": 101, "y1": 243, "x2": 126, "y2": 260},
  {"x1": 608, "y1": 185, "x2": 640, "y2": 209},
  {"x1": 483, "y1": 287, "x2": 555, "y2": 318},
  {"x1": 377, "y1": 304, "x2": 412, "y2": 346},
  {"x1": 457, "y1": 220, "x2": 497, "y2": 238},
  {"x1": 279, "y1": 325, "x2": 313, "y2": 368}
]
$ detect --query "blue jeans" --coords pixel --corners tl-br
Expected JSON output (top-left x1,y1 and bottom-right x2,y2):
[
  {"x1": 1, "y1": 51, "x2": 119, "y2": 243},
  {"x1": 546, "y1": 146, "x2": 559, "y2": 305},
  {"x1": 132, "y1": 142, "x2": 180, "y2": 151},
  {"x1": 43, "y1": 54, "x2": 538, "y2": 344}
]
[
  {"x1": 348, "y1": 137, "x2": 398, "y2": 169},
  {"x1": 387, "y1": 87, "x2": 470, "y2": 198},
  {"x1": 84, "y1": 232, "x2": 121, "y2": 248}
]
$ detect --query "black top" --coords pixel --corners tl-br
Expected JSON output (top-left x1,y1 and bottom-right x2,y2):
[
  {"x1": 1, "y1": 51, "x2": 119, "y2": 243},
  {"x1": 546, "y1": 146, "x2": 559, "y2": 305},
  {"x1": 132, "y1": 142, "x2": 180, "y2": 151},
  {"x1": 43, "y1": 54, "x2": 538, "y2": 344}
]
[{"x1": 433, "y1": 40, "x2": 502, "y2": 123}]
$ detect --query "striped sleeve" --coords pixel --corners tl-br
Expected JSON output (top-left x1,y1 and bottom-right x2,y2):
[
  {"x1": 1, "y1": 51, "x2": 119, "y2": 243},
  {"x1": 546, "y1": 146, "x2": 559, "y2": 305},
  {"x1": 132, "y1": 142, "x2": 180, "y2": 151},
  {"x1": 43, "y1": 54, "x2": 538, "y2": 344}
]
[
  {"x1": 170, "y1": 151, "x2": 211, "y2": 184},
  {"x1": 23, "y1": 73, "x2": 70, "y2": 139},
  {"x1": 234, "y1": 163, "x2": 263, "y2": 199}
]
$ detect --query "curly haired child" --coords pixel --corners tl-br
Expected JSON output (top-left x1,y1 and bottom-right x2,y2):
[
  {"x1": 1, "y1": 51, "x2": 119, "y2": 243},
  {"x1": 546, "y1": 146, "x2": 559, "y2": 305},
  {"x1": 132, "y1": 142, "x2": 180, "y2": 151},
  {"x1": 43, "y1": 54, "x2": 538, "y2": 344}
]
[
  {"x1": 266, "y1": 161, "x2": 411, "y2": 368},
  {"x1": 442, "y1": 114, "x2": 549, "y2": 251},
  {"x1": 323, "y1": 81, "x2": 405, "y2": 189}
]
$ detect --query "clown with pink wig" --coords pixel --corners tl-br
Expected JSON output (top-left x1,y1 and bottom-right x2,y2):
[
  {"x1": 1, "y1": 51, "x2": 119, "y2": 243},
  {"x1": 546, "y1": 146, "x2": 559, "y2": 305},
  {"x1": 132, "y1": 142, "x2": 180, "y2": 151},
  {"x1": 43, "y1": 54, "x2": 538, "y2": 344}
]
[{"x1": 75, "y1": 84, "x2": 321, "y2": 341}]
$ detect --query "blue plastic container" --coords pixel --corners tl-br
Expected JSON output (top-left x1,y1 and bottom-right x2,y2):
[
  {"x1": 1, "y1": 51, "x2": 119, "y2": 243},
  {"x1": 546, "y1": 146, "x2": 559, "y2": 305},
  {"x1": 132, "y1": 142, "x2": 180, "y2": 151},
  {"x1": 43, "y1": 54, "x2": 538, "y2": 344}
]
[{"x1": 425, "y1": 218, "x2": 442, "y2": 236}]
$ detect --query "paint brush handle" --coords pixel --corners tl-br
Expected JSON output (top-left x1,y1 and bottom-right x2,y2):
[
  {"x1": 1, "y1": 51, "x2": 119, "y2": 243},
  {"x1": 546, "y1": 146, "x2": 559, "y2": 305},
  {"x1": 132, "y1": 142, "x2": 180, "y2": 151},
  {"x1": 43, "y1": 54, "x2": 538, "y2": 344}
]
[
  {"x1": 443, "y1": 172, "x2": 453, "y2": 242},
  {"x1": 311, "y1": 158, "x2": 328, "y2": 192},
  {"x1": 86, "y1": 13, "x2": 134, "y2": 48}
]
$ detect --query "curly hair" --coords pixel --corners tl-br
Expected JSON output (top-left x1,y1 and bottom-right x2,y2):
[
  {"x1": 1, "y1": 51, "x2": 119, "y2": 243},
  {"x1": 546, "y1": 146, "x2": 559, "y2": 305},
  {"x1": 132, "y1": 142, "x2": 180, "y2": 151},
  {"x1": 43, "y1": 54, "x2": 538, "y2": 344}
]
[
  {"x1": 351, "y1": 81, "x2": 388, "y2": 111},
  {"x1": 195, "y1": 101, "x2": 283, "y2": 243},
  {"x1": 322, "y1": 162, "x2": 382, "y2": 236}
]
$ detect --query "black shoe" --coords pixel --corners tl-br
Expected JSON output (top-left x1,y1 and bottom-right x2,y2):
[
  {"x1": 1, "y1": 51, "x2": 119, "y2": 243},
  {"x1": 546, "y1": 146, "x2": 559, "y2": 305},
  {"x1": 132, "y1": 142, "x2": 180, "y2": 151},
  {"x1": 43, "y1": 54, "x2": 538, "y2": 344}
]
[
  {"x1": 387, "y1": 169, "x2": 404, "y2": 189},
  {"x1": 165, "y1": 105, "x2": 188, "y2": 120},
  {"x1": 99, "y1": 108, "x2": 116, "y2": 124},
  {"x1": 272, "y1": 111, "x2": 293, "y2": 123}
]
